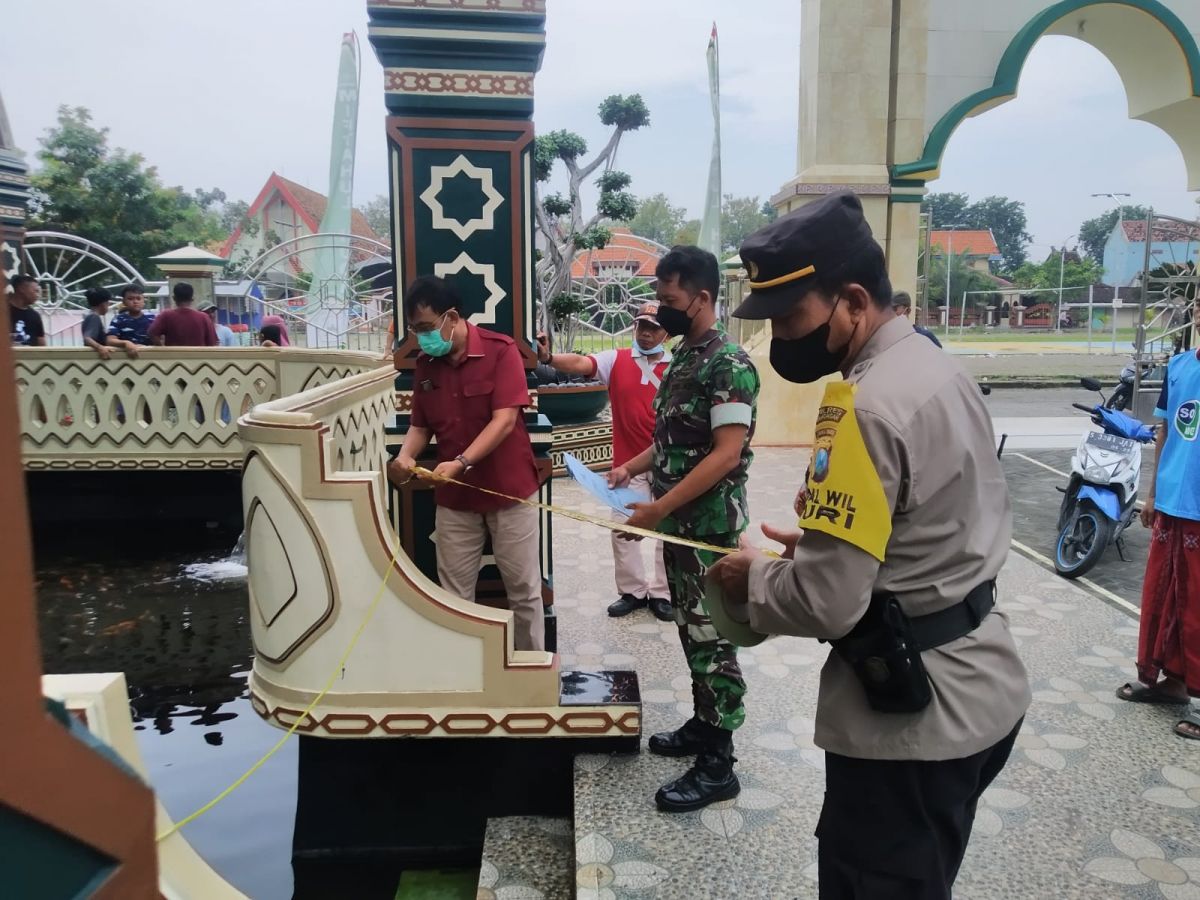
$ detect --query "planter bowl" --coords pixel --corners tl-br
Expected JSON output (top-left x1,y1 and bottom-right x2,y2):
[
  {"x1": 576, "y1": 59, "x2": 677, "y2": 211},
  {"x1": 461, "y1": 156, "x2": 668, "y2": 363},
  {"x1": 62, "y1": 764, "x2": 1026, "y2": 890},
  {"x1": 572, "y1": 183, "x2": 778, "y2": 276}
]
[{"x1": 536, "y1": 381, "x2": 609, "y2": 424}]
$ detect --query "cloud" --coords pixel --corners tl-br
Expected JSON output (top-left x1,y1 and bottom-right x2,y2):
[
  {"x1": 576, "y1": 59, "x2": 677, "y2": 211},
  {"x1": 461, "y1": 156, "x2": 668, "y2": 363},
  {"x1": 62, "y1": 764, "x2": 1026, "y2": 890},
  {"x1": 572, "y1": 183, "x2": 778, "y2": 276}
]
[{"x1": 0, "y1": 0, "x2": 1191, "y2": 257}]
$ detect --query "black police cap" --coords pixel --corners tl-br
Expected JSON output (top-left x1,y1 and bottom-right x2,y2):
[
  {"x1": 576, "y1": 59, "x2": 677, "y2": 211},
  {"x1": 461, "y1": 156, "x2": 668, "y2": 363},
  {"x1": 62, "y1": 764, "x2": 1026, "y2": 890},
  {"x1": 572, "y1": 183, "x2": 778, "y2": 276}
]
[{"x1": 733, "y1": 190, "x2": 878, "y2": 320}]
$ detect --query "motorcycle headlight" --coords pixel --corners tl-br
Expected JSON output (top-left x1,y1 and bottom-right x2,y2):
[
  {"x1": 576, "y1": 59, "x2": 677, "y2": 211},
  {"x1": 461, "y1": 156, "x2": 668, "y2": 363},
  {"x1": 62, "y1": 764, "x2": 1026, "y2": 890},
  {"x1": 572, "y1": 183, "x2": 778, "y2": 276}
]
[{"x1": 1084, "y1": 463, "x2": 1111, "y2": 482}]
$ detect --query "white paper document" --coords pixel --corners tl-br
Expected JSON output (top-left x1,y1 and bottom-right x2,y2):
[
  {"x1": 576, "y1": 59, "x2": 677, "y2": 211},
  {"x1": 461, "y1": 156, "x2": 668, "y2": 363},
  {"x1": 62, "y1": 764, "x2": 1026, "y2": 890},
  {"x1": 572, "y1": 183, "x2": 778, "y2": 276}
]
[{"x1": 562, "y1": 452, "x2": 650, "y2": 516}]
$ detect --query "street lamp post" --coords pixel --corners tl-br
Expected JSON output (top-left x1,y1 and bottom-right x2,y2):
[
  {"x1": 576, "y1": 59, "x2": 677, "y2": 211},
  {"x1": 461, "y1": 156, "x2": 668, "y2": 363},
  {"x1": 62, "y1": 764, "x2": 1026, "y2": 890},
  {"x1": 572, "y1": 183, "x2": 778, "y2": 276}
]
[{"x1": 943, "y1": 226, "x2": 956, "y2": 336}]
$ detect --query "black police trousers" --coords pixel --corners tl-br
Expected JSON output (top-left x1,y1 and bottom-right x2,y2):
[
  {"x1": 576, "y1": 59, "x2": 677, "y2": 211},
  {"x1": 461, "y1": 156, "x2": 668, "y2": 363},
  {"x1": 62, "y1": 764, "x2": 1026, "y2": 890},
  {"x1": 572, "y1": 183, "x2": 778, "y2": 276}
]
[{"x1": 816, "y1": 719, "x2": 1022, "y2": 900}]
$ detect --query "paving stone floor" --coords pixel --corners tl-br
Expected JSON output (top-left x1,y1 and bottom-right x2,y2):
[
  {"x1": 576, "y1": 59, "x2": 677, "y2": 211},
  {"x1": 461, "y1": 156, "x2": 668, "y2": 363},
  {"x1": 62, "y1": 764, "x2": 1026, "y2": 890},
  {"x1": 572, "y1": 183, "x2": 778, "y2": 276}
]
[{"x1": 482, "y1": 448, "x2": 1200, "y2": 899}]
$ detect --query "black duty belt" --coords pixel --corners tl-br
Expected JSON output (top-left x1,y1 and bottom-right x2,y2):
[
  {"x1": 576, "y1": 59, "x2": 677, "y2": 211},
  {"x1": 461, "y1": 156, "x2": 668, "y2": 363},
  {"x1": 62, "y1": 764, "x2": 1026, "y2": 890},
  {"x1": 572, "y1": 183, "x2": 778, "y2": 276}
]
[{"x1": 907, "y1": 580, "x2": 996, "y2": 652}]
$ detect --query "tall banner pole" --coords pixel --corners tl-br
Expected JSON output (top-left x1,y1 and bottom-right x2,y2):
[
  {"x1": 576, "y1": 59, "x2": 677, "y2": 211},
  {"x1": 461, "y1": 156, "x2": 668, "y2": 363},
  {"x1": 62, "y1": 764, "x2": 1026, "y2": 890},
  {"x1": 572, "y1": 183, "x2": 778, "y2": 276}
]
[
  {"x1": 308, "y1": 32, "x2": 361, "y2": 348},
  {"x1": 698, "y1": 23, "x2": 722, "y2": 263}
]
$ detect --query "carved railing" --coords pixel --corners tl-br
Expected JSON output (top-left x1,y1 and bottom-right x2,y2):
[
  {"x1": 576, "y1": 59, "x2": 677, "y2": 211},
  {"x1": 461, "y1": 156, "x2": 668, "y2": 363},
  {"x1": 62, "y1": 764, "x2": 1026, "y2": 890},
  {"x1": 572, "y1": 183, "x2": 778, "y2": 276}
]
[
  {"x1": 238, "y1": 367, "x2": 639, "y2": 740},
  {"x1": 13, "y1": 348, "x2": 387, "y2": 470}
]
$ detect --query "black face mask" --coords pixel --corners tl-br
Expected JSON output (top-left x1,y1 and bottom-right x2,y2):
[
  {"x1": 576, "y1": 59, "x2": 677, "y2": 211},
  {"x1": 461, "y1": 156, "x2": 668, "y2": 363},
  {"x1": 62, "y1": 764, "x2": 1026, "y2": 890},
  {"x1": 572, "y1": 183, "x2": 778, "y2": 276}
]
[
  {"x1": 656, "y1": 295, "x2": 697, "y2": 338},
  {"x1": 769, "y1": 297, "x2": 855, "y2": 384}
]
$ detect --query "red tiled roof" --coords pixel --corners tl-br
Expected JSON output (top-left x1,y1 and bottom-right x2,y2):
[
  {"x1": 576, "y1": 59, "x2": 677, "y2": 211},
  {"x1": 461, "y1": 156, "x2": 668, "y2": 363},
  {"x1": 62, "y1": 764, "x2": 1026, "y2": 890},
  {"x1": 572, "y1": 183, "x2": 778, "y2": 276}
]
[
  {"x1": 930, "y1": 229, "x2": 999, "y2": 257},
  {"x1": 1120, "y1": 219, "x2": 1200, "y2": 243},
  {"x1": 569, "y1": 228, "x2": 663, "y2": 279},
  {"x1": 220, "y1": 172, "x2": 382, "y2": 258}
]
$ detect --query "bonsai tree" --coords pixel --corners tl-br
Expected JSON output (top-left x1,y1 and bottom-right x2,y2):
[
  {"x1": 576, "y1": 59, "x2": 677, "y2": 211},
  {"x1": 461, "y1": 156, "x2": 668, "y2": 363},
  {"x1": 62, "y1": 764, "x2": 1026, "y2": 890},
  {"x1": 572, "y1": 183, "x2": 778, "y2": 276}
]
[{"x1": 534, "y1": 94, "x2": 648, "y2": 343}]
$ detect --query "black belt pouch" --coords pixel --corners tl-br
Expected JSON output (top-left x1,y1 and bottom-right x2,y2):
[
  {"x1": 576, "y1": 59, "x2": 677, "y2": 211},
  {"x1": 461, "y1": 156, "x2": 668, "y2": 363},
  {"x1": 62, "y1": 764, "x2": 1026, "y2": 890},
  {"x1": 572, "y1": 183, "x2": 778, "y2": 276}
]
[{"x1": 832, "y1": 593, "x2": 932, "y2": 714}]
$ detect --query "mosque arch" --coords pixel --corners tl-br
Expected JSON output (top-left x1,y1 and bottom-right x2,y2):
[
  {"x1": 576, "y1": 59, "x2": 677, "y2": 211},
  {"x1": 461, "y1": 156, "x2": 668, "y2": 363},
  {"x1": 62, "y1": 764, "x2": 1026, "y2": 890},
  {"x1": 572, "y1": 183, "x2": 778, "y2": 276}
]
[{"x1": 893, "y1": 0, "x2": 1200, "y2": 188}]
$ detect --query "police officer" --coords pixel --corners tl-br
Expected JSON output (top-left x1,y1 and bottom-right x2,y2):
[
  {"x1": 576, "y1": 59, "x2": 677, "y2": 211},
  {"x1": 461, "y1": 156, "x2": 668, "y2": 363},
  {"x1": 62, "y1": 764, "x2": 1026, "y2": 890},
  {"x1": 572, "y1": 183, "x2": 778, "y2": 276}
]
[{"x1": 708, "y1": 192, "x2": 1030, "y2": 898}]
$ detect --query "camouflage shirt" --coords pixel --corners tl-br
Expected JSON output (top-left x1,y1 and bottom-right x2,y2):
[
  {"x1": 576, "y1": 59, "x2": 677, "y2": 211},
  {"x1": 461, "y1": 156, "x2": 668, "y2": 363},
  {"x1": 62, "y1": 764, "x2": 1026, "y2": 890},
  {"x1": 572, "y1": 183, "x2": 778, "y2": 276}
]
[{"x1": 651, "y1": 327, "x2": 759, "y2": 537}]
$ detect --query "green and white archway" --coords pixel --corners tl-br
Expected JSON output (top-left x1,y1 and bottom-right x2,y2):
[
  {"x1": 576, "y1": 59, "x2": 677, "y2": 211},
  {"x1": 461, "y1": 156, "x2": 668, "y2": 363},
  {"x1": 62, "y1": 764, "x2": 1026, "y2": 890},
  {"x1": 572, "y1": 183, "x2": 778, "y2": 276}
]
[{"x1": 774, "y1": 0, "x2": 1200, "y2": 294}]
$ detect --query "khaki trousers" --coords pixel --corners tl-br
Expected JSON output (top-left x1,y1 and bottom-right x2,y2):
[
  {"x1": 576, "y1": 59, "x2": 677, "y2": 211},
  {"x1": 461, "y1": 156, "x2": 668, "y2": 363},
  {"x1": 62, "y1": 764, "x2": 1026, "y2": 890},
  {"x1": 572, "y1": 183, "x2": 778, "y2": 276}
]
[
  {"x1": 611, "y1": 472, "x2": 668, "y2": 599},
  {"x1": 435, "y1": 496, "x2": 545, "y2": 651}
]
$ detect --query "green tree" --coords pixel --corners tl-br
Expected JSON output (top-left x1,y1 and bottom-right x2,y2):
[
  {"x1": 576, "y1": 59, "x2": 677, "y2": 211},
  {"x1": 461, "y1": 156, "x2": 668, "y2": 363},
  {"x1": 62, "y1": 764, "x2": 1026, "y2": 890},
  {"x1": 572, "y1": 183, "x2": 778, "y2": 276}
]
[
  {"x1": 358, "y1": 194, "x2": 392, "y2": 242},
  {"x1": 629, "y1": 192, "x2": 686, "y2": 246},
  {"x1": 925, "y1": 252, "x2": 998, "y2": 310},
  {"x1": 1011, "y1": 250, "x2": 1102, "y2": 304},
  {"x1": 923, "y1": 192, "x2": 972, "y2": 228},
  {"x1": 534, "y1": 94, "x2": 650, "y2": 340},
  {"x1": 720, "y1": 194, "x2": 770, "y2": 253},
  {"x1": 219, "y1": 199, "x2": 250, "y2": 235},
  {"x1": 28, "y1": 106, "x2": 226, "y2": 273},
  {"x1": 923, "y1": 192, "x2": 1032, "y2": 273},
  {"x1": 674, "y1": 219, "x2": 701, "y2": 246},
  {"x1": 760, "y1": 200, "x2": 778, "y2": 224},
  {"x1": 1077, "y1": 204, "x2": 1151, "y2": 265}
]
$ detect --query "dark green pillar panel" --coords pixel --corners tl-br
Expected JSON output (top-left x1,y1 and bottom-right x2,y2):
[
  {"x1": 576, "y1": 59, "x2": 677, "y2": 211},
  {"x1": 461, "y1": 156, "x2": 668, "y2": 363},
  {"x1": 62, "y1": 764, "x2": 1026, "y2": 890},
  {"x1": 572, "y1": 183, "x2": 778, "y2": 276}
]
[
  {"x1": 367, "y1": 0, "x2": 546, "y2": 374},
  {"x1": 370, "y1": 1, "x2": 558, "y2": 636}
]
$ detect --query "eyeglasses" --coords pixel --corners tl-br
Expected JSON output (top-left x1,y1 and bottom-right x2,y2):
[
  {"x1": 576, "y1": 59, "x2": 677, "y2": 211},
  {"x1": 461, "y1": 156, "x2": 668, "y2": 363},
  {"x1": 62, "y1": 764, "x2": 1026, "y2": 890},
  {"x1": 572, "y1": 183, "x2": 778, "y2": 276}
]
[{"x1": 407, "y1": 312, "x2": 451, "y2": 335}]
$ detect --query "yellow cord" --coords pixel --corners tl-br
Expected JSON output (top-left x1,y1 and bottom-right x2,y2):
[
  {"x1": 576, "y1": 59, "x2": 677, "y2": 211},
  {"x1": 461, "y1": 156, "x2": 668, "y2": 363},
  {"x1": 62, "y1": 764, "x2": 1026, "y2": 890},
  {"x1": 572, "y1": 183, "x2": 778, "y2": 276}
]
[
  {"x1": 156, "y1": 467, "x2": 775, "y2": 840},
  {"x1": 411, "y1": 466, "x2": 764, "y2": 557},
  {"x1": 155, "y1": 539, "x2": 402, "y2": 842}
]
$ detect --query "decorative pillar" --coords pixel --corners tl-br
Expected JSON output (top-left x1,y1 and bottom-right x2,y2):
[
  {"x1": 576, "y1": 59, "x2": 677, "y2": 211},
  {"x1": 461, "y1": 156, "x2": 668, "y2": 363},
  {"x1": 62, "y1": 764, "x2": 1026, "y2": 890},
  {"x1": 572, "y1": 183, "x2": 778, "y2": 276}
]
[
  {"x1": 367, "y1": 1, "x2": 559, "y2": 641},
  {"x1": 0, "y1": 95, "x2": 31, "y2": 290},
  {"x1": 148, "y1": 244, "x2": 227, "y2": 308}
]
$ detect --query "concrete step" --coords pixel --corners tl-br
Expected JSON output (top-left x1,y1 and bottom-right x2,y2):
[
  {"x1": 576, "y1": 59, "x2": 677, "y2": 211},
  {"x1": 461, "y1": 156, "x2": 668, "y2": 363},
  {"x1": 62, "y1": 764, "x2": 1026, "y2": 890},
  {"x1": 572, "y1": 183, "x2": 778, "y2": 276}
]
[{"x1": 477, "y1": 816, "x2": 574, "y2": 899}]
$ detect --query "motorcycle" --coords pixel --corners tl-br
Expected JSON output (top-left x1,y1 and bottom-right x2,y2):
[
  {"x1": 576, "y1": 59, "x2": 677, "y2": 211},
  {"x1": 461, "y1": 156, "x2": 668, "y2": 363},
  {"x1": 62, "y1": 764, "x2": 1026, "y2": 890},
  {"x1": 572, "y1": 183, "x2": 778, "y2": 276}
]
[
  {"x1": 1104, "y1": 358, "x2": 1162, "y2": 412},
  {"x1": 1054, "y1": 377, "x2": 1156, "y2": 579}
]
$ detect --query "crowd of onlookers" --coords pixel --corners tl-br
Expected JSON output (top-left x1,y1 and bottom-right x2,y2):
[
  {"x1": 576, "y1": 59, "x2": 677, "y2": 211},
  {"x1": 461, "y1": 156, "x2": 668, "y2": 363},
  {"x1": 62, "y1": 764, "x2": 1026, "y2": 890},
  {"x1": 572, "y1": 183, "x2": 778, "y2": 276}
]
[{"x1": 8, "y1": 275, "x2": 292, "y2": 351}]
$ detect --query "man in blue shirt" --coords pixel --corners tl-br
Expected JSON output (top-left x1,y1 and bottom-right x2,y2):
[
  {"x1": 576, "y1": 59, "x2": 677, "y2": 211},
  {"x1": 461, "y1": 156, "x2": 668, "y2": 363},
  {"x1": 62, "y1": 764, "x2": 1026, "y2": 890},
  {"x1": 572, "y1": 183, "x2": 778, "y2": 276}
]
[
  {"x1": 106, "y1": 284, "x2": 155, "y2": 357},
  {"x1": 201, "y1": 303, "x2": 237, "y2": 346},
  {"x1": 1117, "y1": 299, "x2": 1200, "y2": 741}
]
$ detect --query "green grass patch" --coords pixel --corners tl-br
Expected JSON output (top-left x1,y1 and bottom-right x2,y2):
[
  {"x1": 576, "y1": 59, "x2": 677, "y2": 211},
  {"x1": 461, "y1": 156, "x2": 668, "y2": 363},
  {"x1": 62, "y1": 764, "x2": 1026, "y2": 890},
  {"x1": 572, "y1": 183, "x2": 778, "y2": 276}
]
[
  {"x1": 938, "y1": 328, "x2": 1140, "y2": 344},
  {"x1": 394, "y1": 868, "x2": 480, "y2": 899}
]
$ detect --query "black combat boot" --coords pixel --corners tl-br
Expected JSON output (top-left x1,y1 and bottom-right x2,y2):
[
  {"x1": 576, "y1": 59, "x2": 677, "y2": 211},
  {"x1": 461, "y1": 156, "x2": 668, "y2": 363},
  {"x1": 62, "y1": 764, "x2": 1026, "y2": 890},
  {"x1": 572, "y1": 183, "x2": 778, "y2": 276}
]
[
  {"x1": 607, "y1": 593, "x2": 646, "y2": 616},
  {"x1": 655, "y1": 728, "x2": 740, "y2": 813},
  {"x1": 647, "y1": 717, "x2": 709, "y2": 757},
  {"x1": 648, "y1": 596, "x2": 674, "y2": 622}
]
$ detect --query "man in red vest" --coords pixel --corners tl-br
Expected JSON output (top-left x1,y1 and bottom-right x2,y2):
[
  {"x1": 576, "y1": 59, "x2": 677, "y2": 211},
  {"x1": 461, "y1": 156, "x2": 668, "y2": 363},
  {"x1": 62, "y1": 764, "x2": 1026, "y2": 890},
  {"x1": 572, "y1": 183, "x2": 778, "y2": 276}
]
[{"x1": 538, "y1": 302, "x2": 673, "y2": 621}]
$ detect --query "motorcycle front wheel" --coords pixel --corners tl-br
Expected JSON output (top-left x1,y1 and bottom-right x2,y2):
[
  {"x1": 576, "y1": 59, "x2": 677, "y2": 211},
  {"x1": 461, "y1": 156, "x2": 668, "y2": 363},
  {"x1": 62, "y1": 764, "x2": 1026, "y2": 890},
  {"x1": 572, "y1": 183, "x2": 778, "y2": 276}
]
[{"x1": 1054, "y1": 502, "x2": 1113, "y2": 578}]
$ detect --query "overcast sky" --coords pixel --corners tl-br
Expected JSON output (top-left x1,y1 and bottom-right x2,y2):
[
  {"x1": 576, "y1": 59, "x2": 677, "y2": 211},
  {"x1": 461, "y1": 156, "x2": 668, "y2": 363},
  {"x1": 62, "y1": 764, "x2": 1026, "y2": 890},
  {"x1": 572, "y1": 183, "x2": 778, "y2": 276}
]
[{"x1": 1, "y1": 0, "x2": 1196, "y2": 259}]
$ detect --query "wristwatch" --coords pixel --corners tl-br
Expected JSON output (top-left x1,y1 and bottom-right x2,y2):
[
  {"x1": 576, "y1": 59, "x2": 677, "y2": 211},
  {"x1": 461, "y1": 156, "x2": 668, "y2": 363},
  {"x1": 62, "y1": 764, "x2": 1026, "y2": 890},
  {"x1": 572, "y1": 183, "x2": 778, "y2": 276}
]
[{"x1": 455, "y1": 454, "x2": 473, "y2": 473}]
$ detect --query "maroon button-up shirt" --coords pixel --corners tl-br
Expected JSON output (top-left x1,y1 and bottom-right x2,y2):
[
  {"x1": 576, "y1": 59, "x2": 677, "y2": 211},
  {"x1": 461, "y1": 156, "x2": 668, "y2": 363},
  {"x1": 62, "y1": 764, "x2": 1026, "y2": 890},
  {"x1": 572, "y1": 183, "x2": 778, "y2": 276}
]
[{"x1": 410, "y1": 323, "x2": 539, "y2": 512}]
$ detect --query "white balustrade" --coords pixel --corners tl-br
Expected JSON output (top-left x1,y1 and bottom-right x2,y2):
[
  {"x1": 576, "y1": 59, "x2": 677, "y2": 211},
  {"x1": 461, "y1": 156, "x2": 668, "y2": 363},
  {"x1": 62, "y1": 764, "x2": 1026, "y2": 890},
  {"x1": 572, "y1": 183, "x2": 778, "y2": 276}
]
[{"x1": 13, "y1": 347, "x2": 388, "y2": 470}]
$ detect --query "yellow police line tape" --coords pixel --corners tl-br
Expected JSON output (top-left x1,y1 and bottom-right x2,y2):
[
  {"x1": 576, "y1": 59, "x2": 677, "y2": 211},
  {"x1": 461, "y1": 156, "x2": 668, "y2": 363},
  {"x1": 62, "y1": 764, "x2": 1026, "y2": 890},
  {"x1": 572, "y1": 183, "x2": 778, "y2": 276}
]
[
  {"x1": 408, "y1": 465, "x2": 772, "y2": 558},
  {"x1": 155, "y1": 466, "x2": 767, "y2": 841}
]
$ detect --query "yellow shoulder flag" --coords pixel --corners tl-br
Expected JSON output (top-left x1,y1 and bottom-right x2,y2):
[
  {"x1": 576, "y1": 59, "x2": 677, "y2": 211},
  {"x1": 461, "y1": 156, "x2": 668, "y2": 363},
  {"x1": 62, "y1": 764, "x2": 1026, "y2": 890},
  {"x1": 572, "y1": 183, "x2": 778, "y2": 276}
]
[{"x1": 799, "y1": 381, "x2": 892, "y2": 561}]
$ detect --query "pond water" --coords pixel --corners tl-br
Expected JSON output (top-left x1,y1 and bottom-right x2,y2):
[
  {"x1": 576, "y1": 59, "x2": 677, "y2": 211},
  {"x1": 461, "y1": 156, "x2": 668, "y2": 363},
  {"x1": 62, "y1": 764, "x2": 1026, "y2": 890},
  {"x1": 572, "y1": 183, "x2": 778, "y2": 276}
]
[{"x1": 35, "y1": 533, "x2": 296, "y2": 899}]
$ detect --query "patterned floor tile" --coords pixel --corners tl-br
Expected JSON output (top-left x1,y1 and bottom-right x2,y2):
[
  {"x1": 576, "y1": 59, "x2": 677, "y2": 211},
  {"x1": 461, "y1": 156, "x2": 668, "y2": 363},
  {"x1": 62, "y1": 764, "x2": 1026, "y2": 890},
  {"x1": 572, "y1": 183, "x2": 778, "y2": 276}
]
[{"x1": 545, "y1": 448, "x2": 1200, "y2": 898}]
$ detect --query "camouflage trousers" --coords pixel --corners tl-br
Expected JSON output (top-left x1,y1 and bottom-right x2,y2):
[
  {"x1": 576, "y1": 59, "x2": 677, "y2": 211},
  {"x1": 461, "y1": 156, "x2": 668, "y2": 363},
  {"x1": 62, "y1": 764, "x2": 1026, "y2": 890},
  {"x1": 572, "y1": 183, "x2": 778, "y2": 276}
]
[{"x1": 663, "y1": 538, "x2": 746, "y2": 732}]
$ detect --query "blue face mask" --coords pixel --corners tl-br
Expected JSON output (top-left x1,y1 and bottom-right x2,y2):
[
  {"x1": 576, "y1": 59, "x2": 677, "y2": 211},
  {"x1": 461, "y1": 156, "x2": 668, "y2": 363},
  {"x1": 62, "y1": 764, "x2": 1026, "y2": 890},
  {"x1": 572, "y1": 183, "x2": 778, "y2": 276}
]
[
  {"x1": 634, "y1": 343, "x2": 665, "y2": 357},
  {"x1": 417, "y1": 314, "x2": 453, "y2": 357}
]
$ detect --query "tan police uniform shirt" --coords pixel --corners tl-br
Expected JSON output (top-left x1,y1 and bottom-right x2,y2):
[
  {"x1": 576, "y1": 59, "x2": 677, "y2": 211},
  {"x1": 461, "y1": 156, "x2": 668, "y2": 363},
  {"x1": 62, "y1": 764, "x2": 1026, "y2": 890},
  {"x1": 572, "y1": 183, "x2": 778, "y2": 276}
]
[{"x1": 747, "y1": 316, "x2": 1031, "y2": 761}]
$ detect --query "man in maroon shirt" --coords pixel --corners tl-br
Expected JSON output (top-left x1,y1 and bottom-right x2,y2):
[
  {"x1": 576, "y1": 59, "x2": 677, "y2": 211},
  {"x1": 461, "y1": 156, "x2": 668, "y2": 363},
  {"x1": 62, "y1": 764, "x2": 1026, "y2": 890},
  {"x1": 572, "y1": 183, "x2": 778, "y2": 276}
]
[
  {"x1": 386, "y1": 276, "x2": 545, "y2": 651},
  {"x1": 148, "y1": 283, "x2": 218, "y2": 347}
]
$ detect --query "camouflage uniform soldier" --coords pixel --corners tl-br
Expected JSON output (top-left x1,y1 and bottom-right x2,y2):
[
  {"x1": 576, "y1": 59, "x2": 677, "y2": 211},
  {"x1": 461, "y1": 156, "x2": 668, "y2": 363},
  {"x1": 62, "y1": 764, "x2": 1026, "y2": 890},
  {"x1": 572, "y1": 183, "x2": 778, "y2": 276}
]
[{"x1": 610, "y1": 246, "x2": 759, "y2": 812}]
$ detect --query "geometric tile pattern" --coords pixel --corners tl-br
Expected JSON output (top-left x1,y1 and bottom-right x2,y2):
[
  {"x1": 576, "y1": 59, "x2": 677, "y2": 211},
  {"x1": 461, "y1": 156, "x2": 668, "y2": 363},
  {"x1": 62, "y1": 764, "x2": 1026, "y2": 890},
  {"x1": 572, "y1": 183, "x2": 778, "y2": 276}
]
[
  {"x1": 553, "y1": 447, "x2": 1200, "y2": 899},
  {"x1": 419, "y1": 154, "x2": 504, "y2": 241},
  {"x1": 247, "y1": 691, "x2": 640, "y2": 739}
]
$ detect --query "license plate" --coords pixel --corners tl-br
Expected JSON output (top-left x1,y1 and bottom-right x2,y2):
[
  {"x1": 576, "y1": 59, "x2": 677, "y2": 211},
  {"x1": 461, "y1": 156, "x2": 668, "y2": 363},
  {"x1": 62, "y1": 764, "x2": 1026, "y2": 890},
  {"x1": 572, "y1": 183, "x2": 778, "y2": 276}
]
[{"x1": 1086, "y1": 431, "x2": 1135, "y2": 453}]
